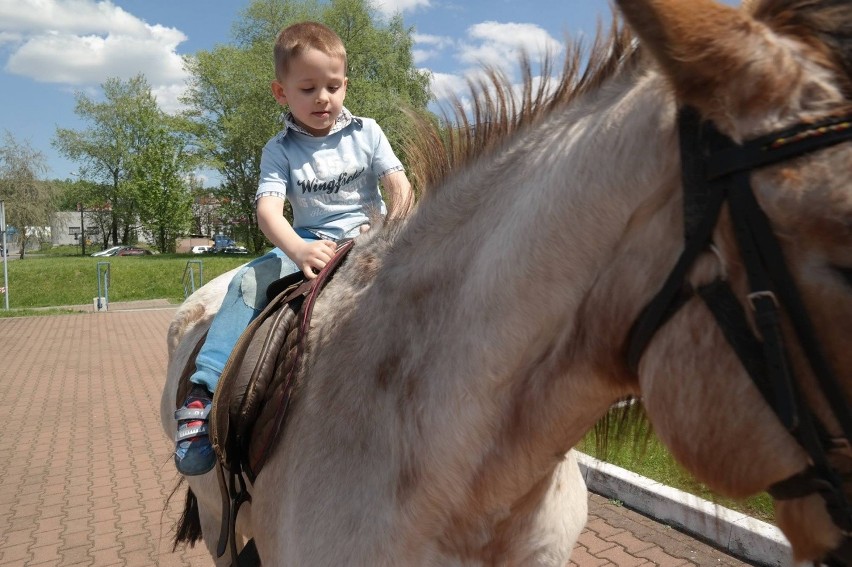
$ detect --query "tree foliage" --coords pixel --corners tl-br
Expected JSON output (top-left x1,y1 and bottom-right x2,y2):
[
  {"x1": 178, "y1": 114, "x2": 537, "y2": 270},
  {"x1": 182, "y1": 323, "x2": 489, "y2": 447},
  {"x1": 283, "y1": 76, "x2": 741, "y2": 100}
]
[
  {"x1": 183, "y1": 0, "x2": 432, "y2": 252},
  {"x1": 128, "y1": 125, "x2": 195, "y2": 253},
  {"x1": 53, "y1": 75, "x2": 196, "y2": 251},
  {"x1": 0, "y1": 132, "x2": 57, "y2": 258},
  {"x1": 182, "y1": 44, "x2": 279, "y2": 252},
  {"x1": 324, "y1": 0, "x2": 431, "y2": 141},
  {"x1": 231, "y1": 0, "x2": 322, "y2": 47},
  {"x1": 54, "y1": 76, "x2": 150, "y2": 245}
]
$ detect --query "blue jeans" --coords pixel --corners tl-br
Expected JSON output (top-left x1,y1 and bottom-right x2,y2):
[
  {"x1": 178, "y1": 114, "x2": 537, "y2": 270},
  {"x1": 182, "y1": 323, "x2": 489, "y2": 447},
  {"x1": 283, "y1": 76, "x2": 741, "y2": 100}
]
[{"x1": 190, "y1": 229, "x2": 321, "y2": 393}]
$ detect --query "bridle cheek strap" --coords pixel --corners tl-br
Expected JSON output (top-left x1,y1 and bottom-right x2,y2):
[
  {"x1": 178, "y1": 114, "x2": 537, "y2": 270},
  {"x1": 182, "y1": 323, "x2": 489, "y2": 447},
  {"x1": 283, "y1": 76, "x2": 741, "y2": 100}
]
[
  {"x1": 627, "y1": 106, "x2": 852, "y2": 560},
  {"x1": 769, "y1": 466, "x2": 852, "y2": 530},
  {"x1": 788, "y1": 469, "x2": 852, "y2": 567}
]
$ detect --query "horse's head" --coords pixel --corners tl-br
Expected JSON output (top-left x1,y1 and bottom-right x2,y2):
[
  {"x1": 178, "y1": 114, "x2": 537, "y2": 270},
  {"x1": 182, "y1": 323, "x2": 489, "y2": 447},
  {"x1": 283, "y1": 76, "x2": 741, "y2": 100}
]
[{"x1": 617, "y1": 0, "x2": 852, "y2": 562}]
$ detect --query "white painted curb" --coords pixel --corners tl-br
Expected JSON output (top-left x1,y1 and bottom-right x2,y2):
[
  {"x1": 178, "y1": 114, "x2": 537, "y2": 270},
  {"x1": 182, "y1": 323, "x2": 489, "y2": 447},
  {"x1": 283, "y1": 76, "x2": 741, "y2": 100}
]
[{"x1": 576, "y1": 452, "x2": 795, "y2": 567}]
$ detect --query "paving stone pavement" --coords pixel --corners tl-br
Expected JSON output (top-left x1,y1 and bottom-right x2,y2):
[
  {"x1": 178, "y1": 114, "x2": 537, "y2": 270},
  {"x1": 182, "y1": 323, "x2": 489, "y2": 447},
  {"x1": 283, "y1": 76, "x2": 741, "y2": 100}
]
[{"x1": 0, "y1": 306, "x2": 752, "y2": 566}]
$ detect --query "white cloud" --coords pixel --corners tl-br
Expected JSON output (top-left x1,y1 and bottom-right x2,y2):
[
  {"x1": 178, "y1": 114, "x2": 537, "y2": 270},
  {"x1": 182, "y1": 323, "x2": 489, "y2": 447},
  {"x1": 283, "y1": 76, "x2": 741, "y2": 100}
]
[
  {"x1": 0, "y1": 0, "x2": 189, "y2": 110},
  {"x1": 151, "y1": 82, "x2": 190, "y2": 115},
  {"x1": 372, "y1": 0, "x2": 431, "y2": 17},
  {"x1": 429, "y1": 69, "x2": 560, "y2": 122},
  {"x1": 422, "y1": 21, "x2": 564, "y2": 106},
  {"x1": 0, "y1": 0, "x2": 147, "y2": 35},
  {"x1": 0, "y1": 31, "x2": 22, "y2": 45},
  {"x1": 410, "y1": 49, "x2": 428, "y2": 64},
  {"x1": 457, "y1": 21, "x2": 562, "y2": 73},
  {"x1": 6, "y1": 28, "x2": 187, "y2": 85},
  {"x1": 428, "y1": 71, "x2": 469, "y2": 101},
  {"x1": 412, "y1": 32, "x2": 454, "y2": 65},
  {"x1": 413, "y1": 32, "x2": 452, "y2": 48}
]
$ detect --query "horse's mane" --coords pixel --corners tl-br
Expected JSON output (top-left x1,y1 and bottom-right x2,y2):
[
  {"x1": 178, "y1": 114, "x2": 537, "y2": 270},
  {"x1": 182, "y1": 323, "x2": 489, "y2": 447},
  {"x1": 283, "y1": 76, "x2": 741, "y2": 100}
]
[
  {"x1": 394, "y1": 16, "x2": 647, "y2": 456},
  {"x1": 402, "y1": 16, "x2": 637, "y2": 195},
  {"x1": 401, "y1": 0, "x2": 852, "y2": 195}
]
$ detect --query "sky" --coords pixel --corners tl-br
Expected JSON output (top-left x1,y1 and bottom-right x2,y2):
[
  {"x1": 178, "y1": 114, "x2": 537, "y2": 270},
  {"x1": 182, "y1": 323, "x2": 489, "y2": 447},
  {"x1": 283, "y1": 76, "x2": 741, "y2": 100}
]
[{"x1": 0, "y1": 0, "x2": 621, "y2": 182}]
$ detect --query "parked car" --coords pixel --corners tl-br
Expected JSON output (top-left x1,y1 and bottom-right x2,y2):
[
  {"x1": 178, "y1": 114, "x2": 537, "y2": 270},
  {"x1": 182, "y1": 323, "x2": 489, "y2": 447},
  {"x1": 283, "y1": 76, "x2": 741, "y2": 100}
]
[
  {"x1": 213, "y1": 245, "x2": 248, "y2": 255},
  {"x1": 91, "y1": 245, "x2": 123, "y2": 257},
  {"x1": 213, "y1": 234, "x2": 236, "y2": 249},
  {"x1": 191, "y1": 245, "x2": 211, "y2": 254},
  {"x1": 115, "y1": 247, "x2": 153, "y2": 256}
]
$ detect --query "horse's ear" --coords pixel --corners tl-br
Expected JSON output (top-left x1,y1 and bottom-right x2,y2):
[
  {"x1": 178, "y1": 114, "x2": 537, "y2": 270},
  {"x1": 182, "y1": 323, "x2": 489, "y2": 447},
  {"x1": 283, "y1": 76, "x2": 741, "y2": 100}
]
[{"x1": 614, "y1": 0, "x2": 790, "y2": 120}]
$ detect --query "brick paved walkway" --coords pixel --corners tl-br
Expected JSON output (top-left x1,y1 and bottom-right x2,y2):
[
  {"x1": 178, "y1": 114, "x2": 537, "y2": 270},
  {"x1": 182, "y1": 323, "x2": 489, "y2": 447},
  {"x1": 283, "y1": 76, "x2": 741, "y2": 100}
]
[{"x1": 0, "y1": 308, "x2": 752, "y2": 566}]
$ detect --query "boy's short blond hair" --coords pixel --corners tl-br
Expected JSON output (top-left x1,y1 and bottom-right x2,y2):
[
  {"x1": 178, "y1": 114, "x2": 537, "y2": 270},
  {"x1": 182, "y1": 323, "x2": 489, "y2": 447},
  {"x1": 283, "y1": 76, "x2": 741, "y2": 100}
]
[{"x1": 274, "y1": 22, "x2": 348, "y2": 81}]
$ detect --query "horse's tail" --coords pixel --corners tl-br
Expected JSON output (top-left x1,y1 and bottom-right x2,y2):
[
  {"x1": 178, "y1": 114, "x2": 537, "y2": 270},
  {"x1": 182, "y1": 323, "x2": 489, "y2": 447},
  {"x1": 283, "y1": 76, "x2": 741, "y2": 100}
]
[{"x1": 167, "y1": 478, "x2": 203, "y2": 551}]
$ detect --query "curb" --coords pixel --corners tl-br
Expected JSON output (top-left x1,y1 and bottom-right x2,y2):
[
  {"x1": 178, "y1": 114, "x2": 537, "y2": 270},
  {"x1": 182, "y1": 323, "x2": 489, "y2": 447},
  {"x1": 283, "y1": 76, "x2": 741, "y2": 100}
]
[
  {"x1": 52, "y1": 299, "x2": 177, "y2": 313},
  {"x1": 576, "y1": 452, "x2": 793, "y2": 567}
]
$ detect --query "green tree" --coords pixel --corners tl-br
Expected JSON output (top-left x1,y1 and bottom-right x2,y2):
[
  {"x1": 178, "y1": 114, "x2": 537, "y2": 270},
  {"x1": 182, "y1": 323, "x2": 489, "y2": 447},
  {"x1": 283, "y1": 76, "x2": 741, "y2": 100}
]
[
  {"x1": 182, "y1": 0, "x2": 431, "y2": 252},
  {"x1": 0, "y1": 132, "x2": 57, "y2": 258},
  {"x1": 324, "y1": 0, "x2": 431, "y2": 147},
  {"x1": 53, "y1": 75, "x2": 163, "y2": 246},
  {"x1": 182, "y1": 44, "x2": 279, "y2": 252},
  {"x1": 128, "y1": 124, "x2": 195, "y2": 253},
  {"x1": 231, "y1": 0, "x2": 322, "y2": 47}
]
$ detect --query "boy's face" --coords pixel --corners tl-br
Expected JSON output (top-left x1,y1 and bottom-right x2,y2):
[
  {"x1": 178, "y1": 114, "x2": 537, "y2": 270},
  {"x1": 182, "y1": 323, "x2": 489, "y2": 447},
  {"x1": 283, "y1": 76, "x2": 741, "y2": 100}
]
[{"x1": 271, "y1": 48, "x2": 348, "y2": 137}]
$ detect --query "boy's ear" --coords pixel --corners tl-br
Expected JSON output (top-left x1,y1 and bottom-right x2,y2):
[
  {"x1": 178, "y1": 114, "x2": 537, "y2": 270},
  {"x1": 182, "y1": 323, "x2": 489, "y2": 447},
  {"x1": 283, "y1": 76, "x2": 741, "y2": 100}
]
[{"x1": 271, "y1": 80, "x2": 287, "y2": 105}]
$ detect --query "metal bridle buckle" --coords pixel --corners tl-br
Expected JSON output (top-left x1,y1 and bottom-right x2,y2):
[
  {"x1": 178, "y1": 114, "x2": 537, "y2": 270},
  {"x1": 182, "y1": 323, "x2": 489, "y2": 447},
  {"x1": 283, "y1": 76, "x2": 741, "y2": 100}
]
[{"x1": 747, "y1": 290, "x2": 779, "y2": 311}]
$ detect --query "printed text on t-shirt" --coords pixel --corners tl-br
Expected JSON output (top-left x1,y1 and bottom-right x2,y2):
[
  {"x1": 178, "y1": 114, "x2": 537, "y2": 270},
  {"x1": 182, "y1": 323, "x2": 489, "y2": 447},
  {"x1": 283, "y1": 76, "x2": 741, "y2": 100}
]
[{"x1": 298, "y1": 168, "x2": 365, "y2": 194}]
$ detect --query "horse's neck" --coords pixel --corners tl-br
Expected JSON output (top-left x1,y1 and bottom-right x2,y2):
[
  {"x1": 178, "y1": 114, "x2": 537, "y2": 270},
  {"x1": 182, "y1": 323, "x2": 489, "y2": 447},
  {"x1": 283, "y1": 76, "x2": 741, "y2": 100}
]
[
  {"x1": 303, "y1": 71, "x2": 679, "y2": 538},
  {"x1": 370, "y1": 70, "x2": 680, "y2": 402}
]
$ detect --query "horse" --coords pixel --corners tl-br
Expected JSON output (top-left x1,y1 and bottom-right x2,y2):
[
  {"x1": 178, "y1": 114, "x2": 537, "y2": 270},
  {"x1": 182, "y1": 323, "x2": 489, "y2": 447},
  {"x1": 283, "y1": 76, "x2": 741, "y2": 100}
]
[{"x1": 161, "y1": 0, "x2": 852, "y2": 564}]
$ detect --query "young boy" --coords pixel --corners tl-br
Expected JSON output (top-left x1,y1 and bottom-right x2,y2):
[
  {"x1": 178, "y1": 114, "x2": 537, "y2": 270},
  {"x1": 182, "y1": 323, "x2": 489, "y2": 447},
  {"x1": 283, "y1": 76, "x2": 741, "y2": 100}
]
[{"x1": 174, "y1": 21, "x2": 414, "y2": 475}]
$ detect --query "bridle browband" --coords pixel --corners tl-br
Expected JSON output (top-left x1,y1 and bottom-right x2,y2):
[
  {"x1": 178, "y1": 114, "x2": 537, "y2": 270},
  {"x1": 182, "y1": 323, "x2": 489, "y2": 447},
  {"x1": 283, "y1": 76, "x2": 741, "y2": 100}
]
[{"x1": 626, "y1": 106, "x2": 852, "y2": 566}]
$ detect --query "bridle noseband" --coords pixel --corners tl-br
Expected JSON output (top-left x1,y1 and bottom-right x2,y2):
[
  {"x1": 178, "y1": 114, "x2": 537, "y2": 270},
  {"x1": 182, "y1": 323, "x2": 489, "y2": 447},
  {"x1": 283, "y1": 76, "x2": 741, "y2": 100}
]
[{"x1": 627, "y1": 106, "x2": 852, "y2": 566}]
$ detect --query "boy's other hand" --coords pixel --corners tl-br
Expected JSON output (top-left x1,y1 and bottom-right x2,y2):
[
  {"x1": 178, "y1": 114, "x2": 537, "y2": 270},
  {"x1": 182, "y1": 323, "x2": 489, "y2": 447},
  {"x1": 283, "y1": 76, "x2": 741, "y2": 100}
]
[{"x1": 295, "y1": 239, "x2": 338, "y2": 279}]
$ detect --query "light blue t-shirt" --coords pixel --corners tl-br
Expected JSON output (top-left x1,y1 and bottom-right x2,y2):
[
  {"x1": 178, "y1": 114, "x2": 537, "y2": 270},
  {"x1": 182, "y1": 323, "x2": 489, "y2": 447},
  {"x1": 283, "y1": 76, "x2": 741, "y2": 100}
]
[{"x1": 256, "y1": 110, "x2": 404, "y2": 241}]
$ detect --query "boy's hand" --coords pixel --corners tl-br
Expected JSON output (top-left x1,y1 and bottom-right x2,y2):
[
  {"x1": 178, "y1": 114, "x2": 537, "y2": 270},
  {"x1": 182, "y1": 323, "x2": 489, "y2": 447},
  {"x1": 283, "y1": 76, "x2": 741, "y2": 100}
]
[{"x1": 294, "y1": 240, "x2": 337, "y2": 279}]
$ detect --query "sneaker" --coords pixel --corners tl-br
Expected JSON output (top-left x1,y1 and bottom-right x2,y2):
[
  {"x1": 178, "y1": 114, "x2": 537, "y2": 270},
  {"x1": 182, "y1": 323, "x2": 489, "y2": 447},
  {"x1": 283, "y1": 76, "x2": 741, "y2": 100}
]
[{"x1": 174, "y1": 385, "x2": 215, "y2": 476}]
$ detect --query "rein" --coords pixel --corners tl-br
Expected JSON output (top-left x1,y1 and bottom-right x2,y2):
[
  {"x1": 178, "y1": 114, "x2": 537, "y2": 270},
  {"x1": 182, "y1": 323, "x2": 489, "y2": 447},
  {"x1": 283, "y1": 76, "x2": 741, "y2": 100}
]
[
  {"x1": 627, "y1": 106, "x2": 852, "y2": 566},
  {"x1": 214, "y1": 239, "x2": 356, "y2": 567}
]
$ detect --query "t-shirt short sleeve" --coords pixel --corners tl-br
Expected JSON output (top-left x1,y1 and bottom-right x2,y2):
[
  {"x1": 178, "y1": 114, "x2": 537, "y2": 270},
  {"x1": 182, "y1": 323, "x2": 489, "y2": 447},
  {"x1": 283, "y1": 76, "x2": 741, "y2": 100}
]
[
  {"x1": 256, "y1": 135, "x2": 290, "y2": 202},
  {"x1": 366, "y1": 120, "x2": 404, "y2": 178}
]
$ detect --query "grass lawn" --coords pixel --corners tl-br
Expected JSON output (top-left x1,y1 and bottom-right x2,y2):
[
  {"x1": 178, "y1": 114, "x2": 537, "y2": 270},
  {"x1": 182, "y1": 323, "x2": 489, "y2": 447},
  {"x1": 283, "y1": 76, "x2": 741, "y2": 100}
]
[
  {"x1": 0, "y1": 245, "x2": 777, "y2": 525},
  {"x1": 0, "y1": 246, "x2": 252, "y2": 311},
  {"x1": 577, "y1": 418, "x2": 775, "y2": 523}
]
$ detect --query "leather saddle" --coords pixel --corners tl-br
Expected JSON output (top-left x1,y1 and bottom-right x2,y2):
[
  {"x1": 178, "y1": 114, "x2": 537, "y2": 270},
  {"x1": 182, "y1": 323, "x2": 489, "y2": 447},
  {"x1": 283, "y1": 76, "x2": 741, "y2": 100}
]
[
  {"x1": 174, "y1": 239, "x2": 356, "y2": 565},
  {"x1": 175, "y1": 238, "x2": 355, "y2": 481}
]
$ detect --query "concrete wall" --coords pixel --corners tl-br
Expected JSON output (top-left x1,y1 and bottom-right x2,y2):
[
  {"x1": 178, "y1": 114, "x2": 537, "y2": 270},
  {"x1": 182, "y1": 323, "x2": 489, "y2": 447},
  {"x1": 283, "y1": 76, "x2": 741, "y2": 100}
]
[{"x1": 176, "y1": 237, "x2": 213, "y2": 253}]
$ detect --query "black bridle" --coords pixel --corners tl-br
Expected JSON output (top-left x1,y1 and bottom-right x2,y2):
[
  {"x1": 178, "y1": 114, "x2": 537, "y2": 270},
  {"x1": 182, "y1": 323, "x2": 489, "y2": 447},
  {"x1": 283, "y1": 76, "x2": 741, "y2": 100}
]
[{"x1": 626, "y1": 106, "x2": 852, "y2": 566}]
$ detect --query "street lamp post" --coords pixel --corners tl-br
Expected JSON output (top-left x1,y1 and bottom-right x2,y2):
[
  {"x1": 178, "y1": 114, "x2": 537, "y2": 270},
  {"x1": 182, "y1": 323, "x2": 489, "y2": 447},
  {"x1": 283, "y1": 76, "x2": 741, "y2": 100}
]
[
  {"x1": 78, "y1": 203, "x2": 86, "y2": 256},
  {"x1": 0, "y1": 200, "x2": 9, "y2": 310}
]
